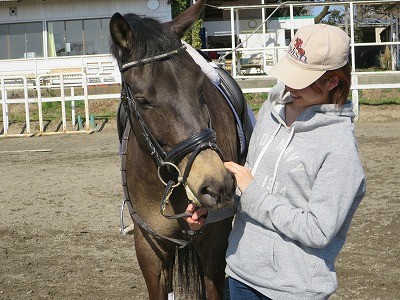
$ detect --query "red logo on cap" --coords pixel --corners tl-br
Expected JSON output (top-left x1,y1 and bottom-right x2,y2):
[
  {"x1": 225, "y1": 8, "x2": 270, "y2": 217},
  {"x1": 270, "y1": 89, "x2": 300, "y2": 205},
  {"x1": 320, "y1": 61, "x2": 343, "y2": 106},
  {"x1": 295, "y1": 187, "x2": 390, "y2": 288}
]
[{"x1": 288, "y1": 37, "x2": 307, "y2": 63}]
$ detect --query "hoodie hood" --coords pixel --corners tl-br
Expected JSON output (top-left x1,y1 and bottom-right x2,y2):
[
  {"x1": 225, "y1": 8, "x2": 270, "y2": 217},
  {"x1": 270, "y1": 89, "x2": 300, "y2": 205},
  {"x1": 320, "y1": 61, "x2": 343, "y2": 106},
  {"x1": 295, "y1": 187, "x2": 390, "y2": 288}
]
[{"x1": 268, "y1": 82, "x2": 355, "y2": 132}]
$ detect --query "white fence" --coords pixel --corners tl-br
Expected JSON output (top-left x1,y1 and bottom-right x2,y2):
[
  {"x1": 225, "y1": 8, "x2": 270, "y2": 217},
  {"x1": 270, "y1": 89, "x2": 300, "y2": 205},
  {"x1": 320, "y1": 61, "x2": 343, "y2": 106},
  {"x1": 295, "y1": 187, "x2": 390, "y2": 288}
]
[
  {"x1": 203, "y1": 0, "x2": 400, "y2": 120},
  {"x1": 1, "y1": 0, "x2": 399, "y2": 137},
  {"x1": 0, "y1": 72, "x2": 120, "y2": 138}
]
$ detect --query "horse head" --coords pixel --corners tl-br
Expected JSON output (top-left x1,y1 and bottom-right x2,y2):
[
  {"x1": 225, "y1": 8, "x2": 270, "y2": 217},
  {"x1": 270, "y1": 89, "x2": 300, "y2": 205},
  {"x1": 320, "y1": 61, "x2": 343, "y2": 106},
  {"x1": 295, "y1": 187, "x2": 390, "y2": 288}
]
[{"x1": 109, "y1": 0, "x2": 236, "y2": 211}]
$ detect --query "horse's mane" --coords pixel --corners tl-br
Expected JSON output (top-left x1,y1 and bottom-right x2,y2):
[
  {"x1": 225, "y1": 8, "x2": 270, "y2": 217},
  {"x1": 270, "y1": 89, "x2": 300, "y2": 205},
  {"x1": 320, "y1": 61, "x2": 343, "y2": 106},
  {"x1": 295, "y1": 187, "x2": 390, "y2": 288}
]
[{"x1": 110, "y1": 13, "x2": 182, "y2": 64}]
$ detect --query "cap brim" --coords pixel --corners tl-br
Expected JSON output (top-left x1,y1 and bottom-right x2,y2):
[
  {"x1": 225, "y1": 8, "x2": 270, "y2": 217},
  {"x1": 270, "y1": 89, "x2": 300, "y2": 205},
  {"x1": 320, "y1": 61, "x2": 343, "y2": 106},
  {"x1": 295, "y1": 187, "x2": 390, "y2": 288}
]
[{"x1": 268, "y1": 55, "x2": 325, "y2": 90}]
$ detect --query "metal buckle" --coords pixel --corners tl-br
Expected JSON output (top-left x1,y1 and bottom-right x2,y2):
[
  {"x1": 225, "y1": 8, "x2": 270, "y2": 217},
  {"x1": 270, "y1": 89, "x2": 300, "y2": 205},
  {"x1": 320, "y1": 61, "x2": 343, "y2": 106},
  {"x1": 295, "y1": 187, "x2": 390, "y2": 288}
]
[{"x1": 157, "y1": 161, "x2": 182, "y2": 188}]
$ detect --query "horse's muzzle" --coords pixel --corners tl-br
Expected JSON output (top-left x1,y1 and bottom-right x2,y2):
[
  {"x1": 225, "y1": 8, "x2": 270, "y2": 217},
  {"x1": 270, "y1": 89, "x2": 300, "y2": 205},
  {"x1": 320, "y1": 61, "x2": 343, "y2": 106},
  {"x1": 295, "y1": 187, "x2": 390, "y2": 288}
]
[{"x1": 197, "y1": 172, "x2": 236, "y2": 210}]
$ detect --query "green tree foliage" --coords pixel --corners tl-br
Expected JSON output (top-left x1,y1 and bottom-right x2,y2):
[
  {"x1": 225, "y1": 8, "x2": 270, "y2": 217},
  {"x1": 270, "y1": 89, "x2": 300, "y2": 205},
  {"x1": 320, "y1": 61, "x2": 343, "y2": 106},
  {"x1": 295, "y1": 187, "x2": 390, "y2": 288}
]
[
  {"x1": 171, "y1": 0, "x2": 189, "y2": 18},
  {"x1": 325, "y1": 9, "x2": 344, "y2": 25},
  {"x1": 171, "y1": 0, "x2": 202, "y2": 48}
]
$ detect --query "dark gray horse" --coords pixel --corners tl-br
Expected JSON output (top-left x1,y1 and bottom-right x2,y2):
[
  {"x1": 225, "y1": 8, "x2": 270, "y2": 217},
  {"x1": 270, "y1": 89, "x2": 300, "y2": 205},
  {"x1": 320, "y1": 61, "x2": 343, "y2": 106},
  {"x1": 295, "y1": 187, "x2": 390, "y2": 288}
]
[{"x1": 110, "y1": 1, "x2": 252, "y2": 298}]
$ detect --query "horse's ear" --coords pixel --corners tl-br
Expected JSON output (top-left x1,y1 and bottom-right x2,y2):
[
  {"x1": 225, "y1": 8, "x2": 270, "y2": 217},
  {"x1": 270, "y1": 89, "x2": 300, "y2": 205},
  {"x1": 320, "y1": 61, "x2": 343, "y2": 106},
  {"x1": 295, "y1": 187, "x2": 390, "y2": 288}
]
[
  {"x1": 110, "y1": 13, "x2": 133, "y2": 51},
  {"x1": 166, "y1": 0, "x2": 206, "y2": 37}
]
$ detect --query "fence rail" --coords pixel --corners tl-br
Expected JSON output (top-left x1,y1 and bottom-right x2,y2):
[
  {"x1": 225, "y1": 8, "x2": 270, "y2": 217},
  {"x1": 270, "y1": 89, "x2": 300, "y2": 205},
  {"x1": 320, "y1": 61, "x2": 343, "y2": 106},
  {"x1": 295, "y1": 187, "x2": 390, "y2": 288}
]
[
  {"x1": 0, "y1": 72, "x2": 121, "y2": 138},
  {"x1": 1, "y1": 0, "x2": 399, "y2": 137}
]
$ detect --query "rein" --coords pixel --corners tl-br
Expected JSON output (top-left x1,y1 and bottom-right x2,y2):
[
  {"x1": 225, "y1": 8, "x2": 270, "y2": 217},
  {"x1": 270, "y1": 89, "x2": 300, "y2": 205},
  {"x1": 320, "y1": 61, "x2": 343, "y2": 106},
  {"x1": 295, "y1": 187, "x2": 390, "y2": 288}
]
[
  {"x1": 120, "y1": 122, "x2": 194, "y2": 248},
  {"x1": 119, "y1": 44, "x2": 223, "y2": 247}
]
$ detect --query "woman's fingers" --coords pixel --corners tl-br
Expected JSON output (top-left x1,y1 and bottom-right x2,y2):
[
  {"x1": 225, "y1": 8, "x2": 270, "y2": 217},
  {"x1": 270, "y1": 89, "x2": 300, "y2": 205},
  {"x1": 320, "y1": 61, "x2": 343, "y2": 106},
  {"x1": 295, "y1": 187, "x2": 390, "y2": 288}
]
[
  {"x1": 184, "y1": 204, "x2": 208, "y2": 231},
  {"x1": 224, "y1": 161, "x2": 254, "y2": 192},
  {"x1": 224, "y1": 161, "x2": 241, "y2": 173}
]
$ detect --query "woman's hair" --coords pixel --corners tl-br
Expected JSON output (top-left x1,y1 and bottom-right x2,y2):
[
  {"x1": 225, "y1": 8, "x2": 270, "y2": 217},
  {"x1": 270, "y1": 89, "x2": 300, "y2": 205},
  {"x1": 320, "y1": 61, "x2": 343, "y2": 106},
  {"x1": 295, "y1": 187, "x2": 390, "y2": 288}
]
[{"x1": 310, "y1": 62, "x2": 351, "y2": 106}]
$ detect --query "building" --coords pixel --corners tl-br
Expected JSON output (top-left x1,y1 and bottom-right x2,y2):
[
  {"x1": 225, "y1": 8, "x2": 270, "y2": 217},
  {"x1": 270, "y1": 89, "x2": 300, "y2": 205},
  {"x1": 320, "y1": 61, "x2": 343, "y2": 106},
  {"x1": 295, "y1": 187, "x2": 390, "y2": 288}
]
[
  {"x1": 0, "y1": 0, "x2": 172, "y2": 77},
  {"x1": 204, "y1": 15, "x2": 315, "y2": 74}
]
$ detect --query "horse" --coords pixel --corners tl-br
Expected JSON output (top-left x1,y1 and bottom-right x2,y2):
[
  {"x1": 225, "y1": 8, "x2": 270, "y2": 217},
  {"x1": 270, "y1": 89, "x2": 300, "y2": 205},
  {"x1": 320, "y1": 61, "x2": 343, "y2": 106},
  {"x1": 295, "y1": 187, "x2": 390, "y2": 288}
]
[{"x1": 110, "y1": 0, "x2": 252, "y2": 298}]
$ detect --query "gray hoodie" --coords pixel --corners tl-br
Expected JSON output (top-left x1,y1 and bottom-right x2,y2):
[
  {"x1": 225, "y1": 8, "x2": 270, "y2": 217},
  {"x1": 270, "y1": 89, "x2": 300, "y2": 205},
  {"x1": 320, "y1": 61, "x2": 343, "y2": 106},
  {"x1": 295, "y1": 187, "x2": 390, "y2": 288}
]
[{"x1": 207, "y1": 82, "x2": 366, "y2": 299}]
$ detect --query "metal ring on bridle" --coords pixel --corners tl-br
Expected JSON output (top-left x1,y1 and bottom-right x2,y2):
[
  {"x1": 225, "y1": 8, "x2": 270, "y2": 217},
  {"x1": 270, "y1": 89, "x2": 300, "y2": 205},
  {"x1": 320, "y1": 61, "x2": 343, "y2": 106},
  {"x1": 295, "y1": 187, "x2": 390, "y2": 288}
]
[{"x1": 157, "y1": 162, "x2": 182, "y2": 188}]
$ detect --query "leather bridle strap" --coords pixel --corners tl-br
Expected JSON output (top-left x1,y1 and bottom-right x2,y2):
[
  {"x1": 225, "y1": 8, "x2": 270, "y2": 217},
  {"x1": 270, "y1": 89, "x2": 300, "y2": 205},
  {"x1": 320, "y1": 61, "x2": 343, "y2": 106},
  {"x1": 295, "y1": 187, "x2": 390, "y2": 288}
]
[
  {"x1": 118, "y1": 45, "x2": 223, "y2": 246},
  {"x1": 120, "y1": 44, "x2": 186, "y2": 71},
  {"x1": 165, "y1": 128, "x2": 222, "y2": 184},
  {"x1": 165, "y1": 128, "x2": 216, "y2": 163},
  {"x1": 125, "y1": 199, "x2": 192, "y2": 248},
  {"x1": 121, "y1": 82, "x2": 167, "y2": 166},
  {"x1": 120, "y1": 122, "x2": 193, "y2": 248}
]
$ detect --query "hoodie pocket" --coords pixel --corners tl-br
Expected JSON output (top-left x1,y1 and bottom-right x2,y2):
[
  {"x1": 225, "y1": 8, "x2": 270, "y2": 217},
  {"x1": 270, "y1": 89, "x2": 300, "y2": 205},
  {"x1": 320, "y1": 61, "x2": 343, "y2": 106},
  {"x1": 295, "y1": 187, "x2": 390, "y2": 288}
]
[{"x1": 226, "y1": 219, "x2": 278, "y2": 281}]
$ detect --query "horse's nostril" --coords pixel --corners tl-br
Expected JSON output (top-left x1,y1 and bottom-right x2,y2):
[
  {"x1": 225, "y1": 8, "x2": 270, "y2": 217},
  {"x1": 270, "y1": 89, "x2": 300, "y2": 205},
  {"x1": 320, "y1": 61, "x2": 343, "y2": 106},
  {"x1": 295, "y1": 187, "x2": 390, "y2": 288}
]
[
  {"x1": 195, "y1": 170, "x2": 236, "y2": 210},
  {"x1": 200, "y1": 185, "x2": 218, "y2": 201}
]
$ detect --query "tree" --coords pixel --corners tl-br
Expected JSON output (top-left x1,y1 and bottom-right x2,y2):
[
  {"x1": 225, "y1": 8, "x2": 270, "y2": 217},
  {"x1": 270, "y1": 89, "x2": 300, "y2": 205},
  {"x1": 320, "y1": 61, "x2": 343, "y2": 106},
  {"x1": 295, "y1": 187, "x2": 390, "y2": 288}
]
[
  {"x1": 314, "y1": 6, "x2": 331, "y2": 24},
  {"x1": 325, "y1": 9, "x2": 344, "y2": 25},
  {"x1": 172, "y1": 0, "x2": 202, "y2": 48}
]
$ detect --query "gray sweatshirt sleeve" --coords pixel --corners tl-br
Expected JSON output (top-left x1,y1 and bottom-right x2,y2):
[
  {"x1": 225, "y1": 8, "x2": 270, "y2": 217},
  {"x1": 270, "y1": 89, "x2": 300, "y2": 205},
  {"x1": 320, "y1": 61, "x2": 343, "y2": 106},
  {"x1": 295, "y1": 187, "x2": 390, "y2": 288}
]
[{"x1": 239, "y1": 151, "x2": 366, "y2": 249}]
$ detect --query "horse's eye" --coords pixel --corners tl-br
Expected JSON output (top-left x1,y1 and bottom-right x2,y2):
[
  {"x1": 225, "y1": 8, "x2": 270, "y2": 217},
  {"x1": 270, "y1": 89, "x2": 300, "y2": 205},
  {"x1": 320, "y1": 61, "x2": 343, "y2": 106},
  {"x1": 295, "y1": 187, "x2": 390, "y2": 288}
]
[{"x1": 135, "y1": 97, "x2": 152, "y2": 108}]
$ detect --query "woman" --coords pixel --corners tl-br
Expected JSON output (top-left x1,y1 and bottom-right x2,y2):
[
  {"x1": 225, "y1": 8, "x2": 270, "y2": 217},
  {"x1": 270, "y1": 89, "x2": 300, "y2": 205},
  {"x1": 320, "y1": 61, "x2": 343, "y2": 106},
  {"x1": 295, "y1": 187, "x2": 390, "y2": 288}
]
[{"x1": 185, "y1": 24, "x2": 366, "y2": 300}]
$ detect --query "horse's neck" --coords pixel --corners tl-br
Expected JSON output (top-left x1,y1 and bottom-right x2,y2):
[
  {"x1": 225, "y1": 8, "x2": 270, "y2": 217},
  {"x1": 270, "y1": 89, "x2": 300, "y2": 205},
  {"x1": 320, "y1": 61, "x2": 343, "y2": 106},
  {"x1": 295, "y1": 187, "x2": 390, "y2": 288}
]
[{"x1": 202, "y1": 80, "x2": 239, "y2": 162}]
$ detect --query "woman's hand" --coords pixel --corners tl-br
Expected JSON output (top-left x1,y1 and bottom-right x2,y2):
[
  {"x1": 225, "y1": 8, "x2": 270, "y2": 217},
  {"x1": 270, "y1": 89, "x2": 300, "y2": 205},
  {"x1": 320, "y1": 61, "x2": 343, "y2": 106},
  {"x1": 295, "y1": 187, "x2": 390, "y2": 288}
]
[
  {"x1": 184, "y1": 203, "x2": 208, "y2": 231},
  {"x1": 224, "y1": 161, "x2": 253, "y2": 192}
]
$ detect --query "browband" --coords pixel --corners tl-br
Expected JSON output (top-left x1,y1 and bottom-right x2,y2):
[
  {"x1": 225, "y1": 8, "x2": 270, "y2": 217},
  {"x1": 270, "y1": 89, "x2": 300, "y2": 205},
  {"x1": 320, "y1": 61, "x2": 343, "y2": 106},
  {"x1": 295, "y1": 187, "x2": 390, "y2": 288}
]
[{"x1": 120, "y1": 44, "x2": 187, "y2": 72}]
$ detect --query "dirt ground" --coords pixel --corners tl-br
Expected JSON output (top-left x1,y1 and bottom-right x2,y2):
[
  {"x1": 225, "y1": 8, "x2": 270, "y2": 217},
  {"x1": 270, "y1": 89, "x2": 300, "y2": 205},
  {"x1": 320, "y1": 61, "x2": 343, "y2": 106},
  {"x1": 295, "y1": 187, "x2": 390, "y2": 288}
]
[{"x1": 0, "y1": 105, "x2": 399, "y2": 300}]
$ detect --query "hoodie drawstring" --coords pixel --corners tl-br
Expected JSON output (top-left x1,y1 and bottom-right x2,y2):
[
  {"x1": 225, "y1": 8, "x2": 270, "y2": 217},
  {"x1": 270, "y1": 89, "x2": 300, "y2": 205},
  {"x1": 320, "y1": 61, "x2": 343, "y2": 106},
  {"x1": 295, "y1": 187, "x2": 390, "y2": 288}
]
[
  {"x1": 251, "y1": 124, "x2": 281, "y2": 176},
  {"x1": 251, "y1": 124, "x2": 295, "y2": 195},
  {"x1": 269, "y1": 126, "x2": 295, "y2": 194}
]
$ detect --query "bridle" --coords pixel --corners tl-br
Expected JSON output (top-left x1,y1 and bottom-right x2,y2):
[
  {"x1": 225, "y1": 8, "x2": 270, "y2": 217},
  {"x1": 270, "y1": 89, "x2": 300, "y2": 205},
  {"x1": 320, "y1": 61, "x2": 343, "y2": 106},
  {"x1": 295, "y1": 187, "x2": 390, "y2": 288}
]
[{"x1": 119, "y1": 44, "x2": 224, "y2": 246}]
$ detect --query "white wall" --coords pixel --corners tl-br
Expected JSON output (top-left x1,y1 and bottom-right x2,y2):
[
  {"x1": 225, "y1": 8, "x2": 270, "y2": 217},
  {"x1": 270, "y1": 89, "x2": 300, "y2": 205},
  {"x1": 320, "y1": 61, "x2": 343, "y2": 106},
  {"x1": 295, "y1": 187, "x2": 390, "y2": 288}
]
[
  {"x1": 204, "y1": 16, "x2": 314, "y2": 42},
  {"x1": 203, "y1": 16, "x2": 314, "y2": 64},
  {"x1": 0, "y1": 0, "x2": 172, "y2": 76},
  {"x1": 0, "y1": 0, "x2": 171, "y2": 23}
]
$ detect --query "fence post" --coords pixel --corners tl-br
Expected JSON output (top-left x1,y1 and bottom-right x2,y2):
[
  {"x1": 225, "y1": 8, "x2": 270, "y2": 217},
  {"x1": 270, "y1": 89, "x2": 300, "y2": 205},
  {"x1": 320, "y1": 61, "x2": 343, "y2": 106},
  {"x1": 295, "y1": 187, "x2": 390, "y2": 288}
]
[
  {"x1": 36, "y1": 75, "x2": 44, "y2": 134},
  {"x1": 60, "y1": 75, "x2": 67, "y2": 132},
  {"x1": 83, "y1": 72, "x2": 90, "y2": 132},
  {"x1": 352, "y1": 74, "x2": 359, "y2": 121},
  {"x1": 71, "y1": 86, "x2": 76, "y2": 127},
  {"x1": 23, "y1": 76, "x2": 31, "y2": 135},
  {"x1": 1, "y1": 78, "x2": 9, "y2": 135}
]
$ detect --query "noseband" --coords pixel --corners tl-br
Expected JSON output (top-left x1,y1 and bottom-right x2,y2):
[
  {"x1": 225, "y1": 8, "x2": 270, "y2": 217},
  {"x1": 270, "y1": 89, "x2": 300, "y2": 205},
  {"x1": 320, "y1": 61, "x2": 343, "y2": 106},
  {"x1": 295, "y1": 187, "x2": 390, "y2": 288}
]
[{"x1": 119, "y1": 44, "x2": 223, "y2": 220}]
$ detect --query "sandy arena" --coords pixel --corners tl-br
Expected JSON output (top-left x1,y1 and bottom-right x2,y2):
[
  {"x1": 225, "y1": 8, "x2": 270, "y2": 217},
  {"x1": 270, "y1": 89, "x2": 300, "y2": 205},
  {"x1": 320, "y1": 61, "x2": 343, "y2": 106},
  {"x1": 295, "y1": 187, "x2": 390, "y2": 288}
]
[{"x1": 0, "y1": 105, "x2": 399, "y2": 299}]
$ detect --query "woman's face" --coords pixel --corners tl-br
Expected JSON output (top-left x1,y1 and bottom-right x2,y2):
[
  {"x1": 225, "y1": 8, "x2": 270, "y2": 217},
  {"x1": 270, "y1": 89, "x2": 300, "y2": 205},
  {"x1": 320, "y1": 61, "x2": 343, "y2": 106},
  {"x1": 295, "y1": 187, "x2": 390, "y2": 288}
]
[{"x1": 285, "y1": 76, "x2": 338, "y2": 108}]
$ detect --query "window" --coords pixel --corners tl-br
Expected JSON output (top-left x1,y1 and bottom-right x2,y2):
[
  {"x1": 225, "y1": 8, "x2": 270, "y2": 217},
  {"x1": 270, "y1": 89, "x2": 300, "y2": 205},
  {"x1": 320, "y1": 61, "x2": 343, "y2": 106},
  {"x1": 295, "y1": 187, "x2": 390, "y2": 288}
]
[
  {"x1": 26, "y1": 22, "x2": 43, "y2": 58},
  {"x1": 9, "y1": 24, "x2": 25, "y2": 59},
  {"x1": 0, "y1": 22, "x2": 43, "y2": 60},
  {"x1": 66, "y1": 20, "x2": 83, "y2": 55},
  {"x1": 101, "y1": 19, "x2": 111, "y2": 54},
  {"x1": 48, "y1": 21, "x2": 65, "y2": 56},
  {"x1": 0, "y1": 25, "x2": 8, "y2": 60},
  {"x1": 48, "y1": 18, "x2": 111, "y2": 57},
  {"x1": 0, "y1": 19, "x2": 111, "y2": 59},
  {"x1": 285, "y1": 29, "x2": 298, "y2": 46},
  {"x1": 84, "y1": 19, "x2": 101, "y2": 55}
]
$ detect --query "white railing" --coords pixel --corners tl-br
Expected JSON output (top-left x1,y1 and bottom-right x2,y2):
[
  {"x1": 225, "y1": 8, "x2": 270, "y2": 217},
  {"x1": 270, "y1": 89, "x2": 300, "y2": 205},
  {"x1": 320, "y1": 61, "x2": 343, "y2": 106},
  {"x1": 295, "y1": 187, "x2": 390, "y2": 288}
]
[
  {"x1": 0, "y1": 72, "x2": 121, "y2": 138},
  {"x1": 208, "y1": 0, "x2": 399, "y2": 77},
  {"x1": 1, "y1": 0, "x2": 399, "y2": 136},
  {"x1": 1, "y1": 76, "x2": 33, "y2": 137},
  {"x1": 206, "y1": 0, "x2": 400, "y2": 119}
]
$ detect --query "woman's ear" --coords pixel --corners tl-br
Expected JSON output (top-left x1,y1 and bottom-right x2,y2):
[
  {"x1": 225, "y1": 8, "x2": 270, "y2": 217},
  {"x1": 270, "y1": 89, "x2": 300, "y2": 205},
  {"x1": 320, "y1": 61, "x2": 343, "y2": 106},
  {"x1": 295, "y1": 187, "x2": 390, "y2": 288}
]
[{"x1": 327, "y1": 76, "x2": 339, "y2": 91}]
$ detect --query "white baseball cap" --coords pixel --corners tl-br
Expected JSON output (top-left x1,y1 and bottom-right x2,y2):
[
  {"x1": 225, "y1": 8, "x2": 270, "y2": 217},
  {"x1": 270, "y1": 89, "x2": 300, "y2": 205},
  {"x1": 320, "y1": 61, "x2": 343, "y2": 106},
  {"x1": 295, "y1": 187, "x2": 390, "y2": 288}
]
[{"x1": 268, "y1": 24, "x2": 350, "y2": 89}]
